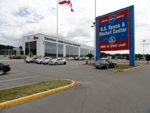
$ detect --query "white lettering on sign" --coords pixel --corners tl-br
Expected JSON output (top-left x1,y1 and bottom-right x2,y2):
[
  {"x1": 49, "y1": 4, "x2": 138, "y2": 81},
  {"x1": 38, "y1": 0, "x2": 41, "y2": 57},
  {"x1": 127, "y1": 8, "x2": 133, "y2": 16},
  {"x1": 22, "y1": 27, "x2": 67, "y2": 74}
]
[
  {"x1": 100, "y1": 45, "x2": 106, "y2": 48},
  {"x1": 119, "y1": 43, "x2": 126, "y2": 47},
  {"x1": 101, "y1": 19, "x2": 108, "y2": 23},
  {"x1": 116, "y1": 15, "x2": 124, "y2": 19},
  {"x1": 108, "y1": 24, "x2": 120, "y2": 30},
  {"x1": 110, "y1": 44, "x2": 117, "y2": 48},
  {"x1": 113, "y1": 28, "x2": 127, "y2": 34},
  {"x1": 99, "y1": 31, "x2": 112, "y2": 36}
]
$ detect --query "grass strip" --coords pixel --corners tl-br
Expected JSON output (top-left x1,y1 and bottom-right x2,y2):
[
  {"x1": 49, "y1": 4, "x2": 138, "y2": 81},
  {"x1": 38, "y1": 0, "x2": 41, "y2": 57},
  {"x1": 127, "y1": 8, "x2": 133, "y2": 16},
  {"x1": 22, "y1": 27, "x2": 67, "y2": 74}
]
[
  {"x1": 112, "y1": 64, "x2": 139, "y2": 72},
  {"x1": 142, "y1": 62, "x2": 150, "y2": 65},
  {"x1": 82, "y1": 63, "x2": 93, "y2": 65},
  {"x1": 0, "y1": 80, "x2": 72, "y2": 103}
]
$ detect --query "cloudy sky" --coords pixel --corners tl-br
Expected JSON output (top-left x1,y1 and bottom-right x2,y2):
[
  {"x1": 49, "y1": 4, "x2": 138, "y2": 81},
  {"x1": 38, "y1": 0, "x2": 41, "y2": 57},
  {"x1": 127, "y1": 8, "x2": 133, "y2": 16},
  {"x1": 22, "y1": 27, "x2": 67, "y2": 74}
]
[{"x1": 0, "y1": 0, "x2": 150, "y2": 54}]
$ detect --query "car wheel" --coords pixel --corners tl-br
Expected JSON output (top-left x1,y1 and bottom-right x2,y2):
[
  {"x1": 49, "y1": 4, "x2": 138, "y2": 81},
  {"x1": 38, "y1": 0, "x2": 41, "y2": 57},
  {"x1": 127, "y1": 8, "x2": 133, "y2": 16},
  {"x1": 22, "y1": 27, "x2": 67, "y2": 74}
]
[
  {"x1": 0, "y1": 69, "x2": 5, "y2": 75},
  {"x1": 106, "y1": 65, "x2": 109, "y2": 69},
  {"x1": 55, "y1": 62, "x2": 58, "y2": 65},
  {"x1": 96, "y1": 67, "x2": 99, "y2": 69},
  {"x1": 64, "y1": 62, "x2": 66, "y2": 65}
]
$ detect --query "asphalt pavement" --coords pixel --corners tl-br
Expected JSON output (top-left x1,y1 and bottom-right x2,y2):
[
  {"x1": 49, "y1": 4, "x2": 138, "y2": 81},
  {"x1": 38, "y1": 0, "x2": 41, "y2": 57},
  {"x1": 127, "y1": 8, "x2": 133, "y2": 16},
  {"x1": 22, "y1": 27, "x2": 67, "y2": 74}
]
[{"x1": 0, "y1": 60, "x2": 150, "y2": 113}]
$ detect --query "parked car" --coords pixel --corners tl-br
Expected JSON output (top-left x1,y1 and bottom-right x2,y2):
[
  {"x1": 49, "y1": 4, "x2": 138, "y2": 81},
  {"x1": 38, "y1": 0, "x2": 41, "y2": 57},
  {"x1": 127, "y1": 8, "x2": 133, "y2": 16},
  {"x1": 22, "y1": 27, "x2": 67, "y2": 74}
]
[
  {"x1": 78, "y1": 57, "x2": 88, "y2": 60},
  {"x1": 32, "y1": 56, "x2": 41, "y2": 63},
  {"x1": 26, "y1": 57, "x2": 34, "y2": 63},
  {"x1": 36, "y1": 57, "x2": 44, "y2": 64},
  {"x1": 75, "y1": 57, "x2": 79, "y2": 60},
  {"x1": 67, "y1": 57, "x2": 74, "y2": 60},
  {"x1": 0, "y1": 62, "x2": 11, "y2": 75},
  {"x1": 25, "y1": 56, "x2": 40, "y2": 63},
  {"x1": 42, "y1": 57, "x2": 52, "y2": 64},
  {"x1": 92, "y1": 59, "x2": 117, "y2": 69},
  {"x1": 49, "y1": 58, "x2": 67, "y2": 65}
]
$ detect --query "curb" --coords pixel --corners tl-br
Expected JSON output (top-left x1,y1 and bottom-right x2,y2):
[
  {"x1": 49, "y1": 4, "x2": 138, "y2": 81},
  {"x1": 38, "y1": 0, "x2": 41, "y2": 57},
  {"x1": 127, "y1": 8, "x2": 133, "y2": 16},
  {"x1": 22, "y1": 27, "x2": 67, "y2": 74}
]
[
  {"x1": 109, "y1": 65, "x2": 142, "y2": 72},
  {"x1": 0, "y1": 80, "x2": 75, "y2": 108},
  {"x1": 122, "y1": 65, "x2": 142, "y2": 72}
]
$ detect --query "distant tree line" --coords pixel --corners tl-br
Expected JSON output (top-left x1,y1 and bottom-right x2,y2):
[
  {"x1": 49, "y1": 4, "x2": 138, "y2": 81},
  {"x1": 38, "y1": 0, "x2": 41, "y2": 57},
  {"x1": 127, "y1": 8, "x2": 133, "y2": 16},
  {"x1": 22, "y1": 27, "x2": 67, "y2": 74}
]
[
  {"x1": 0, "y1": 44, "x2": 14, "y2": 50},
  {"x1": 100, "y1": 52, "x2": 150, "y2": 61}
]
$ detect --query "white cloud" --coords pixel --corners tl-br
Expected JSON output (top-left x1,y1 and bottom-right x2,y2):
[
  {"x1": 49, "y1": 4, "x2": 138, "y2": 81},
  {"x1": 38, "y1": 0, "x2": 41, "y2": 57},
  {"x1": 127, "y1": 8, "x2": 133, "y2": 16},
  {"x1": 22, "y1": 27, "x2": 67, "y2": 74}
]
[{"x1": 0, "y1": 0, "x2": 150, "y2": 54}]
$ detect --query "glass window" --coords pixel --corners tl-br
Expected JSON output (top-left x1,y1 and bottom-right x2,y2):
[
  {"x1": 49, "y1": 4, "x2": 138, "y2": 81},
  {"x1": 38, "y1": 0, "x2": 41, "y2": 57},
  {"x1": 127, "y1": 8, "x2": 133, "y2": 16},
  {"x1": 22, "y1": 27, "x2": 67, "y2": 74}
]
[
  {"x1": 25, "y1": 42, "x2": 29, "y2": 55},
  {"x1": 58, "y1": 44, "x2": 63, "y2": 54},
  {"x1": 25, "y1": 41, "x2": 37, "y2": 55},
  {"x1": 30, "y1": 41, "x2": 37, "y2": 55},
  {"x1": 45, "y1": 41, "x2": 56, "y2": 56},
  {"x1": 80, "y1": 48, "x2": 89, "y2": 56},
  {"x1": 66, "y1": 45, "x2": 78, "y2": 57}
]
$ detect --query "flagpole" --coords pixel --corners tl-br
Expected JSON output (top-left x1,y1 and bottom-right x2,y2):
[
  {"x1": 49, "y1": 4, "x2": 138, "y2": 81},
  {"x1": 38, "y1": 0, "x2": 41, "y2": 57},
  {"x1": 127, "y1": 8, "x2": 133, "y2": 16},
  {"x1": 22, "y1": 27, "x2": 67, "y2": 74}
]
[
  {"x1": 56, "y1": 0, "x2": 58, "y2": 58},
  {"x1": 94, "y1": 0, "x2": 96, "y2": 60}
]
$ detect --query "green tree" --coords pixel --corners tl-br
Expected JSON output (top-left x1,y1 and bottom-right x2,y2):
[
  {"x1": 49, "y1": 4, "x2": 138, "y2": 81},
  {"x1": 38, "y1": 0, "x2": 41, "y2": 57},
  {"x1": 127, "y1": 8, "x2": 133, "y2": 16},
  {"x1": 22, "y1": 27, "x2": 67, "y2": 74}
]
[
  {"x1": 3, "y1": 53, "x2": 7, "y2": 57},
  {"x1": 45, "y1": 52, "x2": 48, "y2": 56},
  {"x1": 145, "y1": 54, "x2": 150, "y2": 63},
  {"x1": 87, "y1": 52, "x2": 93, "y2": 63},
  {"x1": 19, "y1": 46, "x2": 22, "y2": 50},
  {"x1": 29, "y1": 51, "x2": 33, "y2": 58},
  {"x1": 66, "y1": 54, "x2": 69, "y2": 58}
]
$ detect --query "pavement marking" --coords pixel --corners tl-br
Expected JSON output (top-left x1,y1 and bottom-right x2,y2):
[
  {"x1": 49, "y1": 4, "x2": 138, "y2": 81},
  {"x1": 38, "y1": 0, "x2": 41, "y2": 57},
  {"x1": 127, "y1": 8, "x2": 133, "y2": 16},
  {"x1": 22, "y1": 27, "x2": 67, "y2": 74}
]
[
  {"x1": 6, "y1": 72, "x2": 28, "y2": 76},
  {"x1": 0, "y1": 75, "x2": 40, "y2": 83},
  {"x1": 0, "y1": 80, "x2": 75, "y2": 108}
]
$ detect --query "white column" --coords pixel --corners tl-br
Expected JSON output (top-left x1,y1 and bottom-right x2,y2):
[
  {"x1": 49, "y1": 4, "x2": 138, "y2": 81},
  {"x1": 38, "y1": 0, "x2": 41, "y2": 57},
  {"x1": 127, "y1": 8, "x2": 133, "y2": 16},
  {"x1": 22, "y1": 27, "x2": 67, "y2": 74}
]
[
  {"x1": 63, "y1": 44, "x2": 66, "y2": 57},
  {"x1": 78, "y1": 47, "x2": 80, "y2": 57}
]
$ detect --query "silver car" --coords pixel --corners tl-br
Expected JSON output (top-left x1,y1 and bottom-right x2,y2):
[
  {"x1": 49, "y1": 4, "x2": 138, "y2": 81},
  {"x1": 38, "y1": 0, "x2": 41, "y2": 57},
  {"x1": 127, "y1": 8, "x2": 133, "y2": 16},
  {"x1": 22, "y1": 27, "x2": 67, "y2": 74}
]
[
  {"x1": 49, "y1": 58, "x2": 67, "y2": 65},
  {"x1": 36, "y1": 57, "x2": 44, "y2": 64},
  {"x1": 42, "y1": 57, "x2": 52, "y2": 64}
]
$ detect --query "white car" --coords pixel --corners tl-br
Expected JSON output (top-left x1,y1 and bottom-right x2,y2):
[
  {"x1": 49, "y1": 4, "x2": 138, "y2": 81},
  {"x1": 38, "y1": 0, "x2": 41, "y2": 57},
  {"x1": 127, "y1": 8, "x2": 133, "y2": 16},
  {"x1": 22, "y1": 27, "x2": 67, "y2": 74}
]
[
  {"x1": 75, "y1": 57, "x2": 79, "y2": 60},
  {"x1": 36, "y1": 57, "x2": 44, "y2": 64},
  {"x1": 49, "y1": 58, "x2": 67, "y2": 65},
  {"x1": 42, "y1": 57, "x2": 52, "y2": 64},
  {"x1": 67, "y1": 57, "x2": 74, "y2": 60}
]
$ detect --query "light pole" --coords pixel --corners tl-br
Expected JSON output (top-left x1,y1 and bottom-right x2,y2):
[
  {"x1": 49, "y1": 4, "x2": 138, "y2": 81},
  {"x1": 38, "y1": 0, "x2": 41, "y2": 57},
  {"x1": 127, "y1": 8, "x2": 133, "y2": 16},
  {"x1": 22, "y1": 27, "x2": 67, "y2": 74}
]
[
  {"x1": 142, "y1": 40, "x2": 146, "y2": 60},
  {"x1": 91, "y1": 0, "x2": 96, "y2": 61},
  {"x1": 69, "y1": 45, "x2": 70, "y2": 58}
]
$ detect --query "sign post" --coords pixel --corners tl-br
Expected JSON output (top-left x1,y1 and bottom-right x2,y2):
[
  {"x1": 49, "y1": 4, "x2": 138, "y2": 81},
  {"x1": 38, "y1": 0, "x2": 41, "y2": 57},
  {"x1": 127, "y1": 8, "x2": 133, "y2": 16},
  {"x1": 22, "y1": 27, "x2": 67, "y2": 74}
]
[{"x1": 96, "y1": 5, "x2": 135, "y2": 66}]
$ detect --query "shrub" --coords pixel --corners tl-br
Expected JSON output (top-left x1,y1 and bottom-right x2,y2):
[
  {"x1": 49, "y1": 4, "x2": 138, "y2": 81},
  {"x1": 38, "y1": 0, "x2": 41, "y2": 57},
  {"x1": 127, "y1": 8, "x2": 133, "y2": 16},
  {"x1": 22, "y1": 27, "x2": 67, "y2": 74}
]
[
  {"x1": 14, "y1": 56, "x2": 18, "y2": 59},
  {"x1": 29, "y1": 51, "x2": 33, "y2": 58},
  {"x1": 66, "y1": 54, "x2": 69, "y2": 58},
  {"x1": 21, "y1": 55, "x2": 26, "y2": 59},
  {"x1": 3, "y1": 53, "x2": 7, "y2": 57}
]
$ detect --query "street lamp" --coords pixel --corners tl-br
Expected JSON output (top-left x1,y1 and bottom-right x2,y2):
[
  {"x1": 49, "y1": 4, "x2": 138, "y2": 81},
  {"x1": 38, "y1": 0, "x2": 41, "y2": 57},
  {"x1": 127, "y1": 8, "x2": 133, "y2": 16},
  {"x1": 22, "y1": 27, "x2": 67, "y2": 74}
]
[
  {"x1": 91, "y1": 0, "x2": 96, "y2": 60},
  {"x1": 69, "y1": 45, "x2": 70, "y2": 58},
  {"x1": 142, "y1": 40, "x2": 146, "y2": 60}
]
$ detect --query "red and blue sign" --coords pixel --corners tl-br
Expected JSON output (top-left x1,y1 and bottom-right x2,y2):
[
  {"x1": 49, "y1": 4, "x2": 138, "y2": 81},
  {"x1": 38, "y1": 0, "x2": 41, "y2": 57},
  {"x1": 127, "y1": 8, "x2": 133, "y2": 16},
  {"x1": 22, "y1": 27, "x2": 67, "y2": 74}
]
[
  {"x1": 96, "y1": 5, "x2": 135, "y2": 65},
  {"x1": 98, "y1": 9, "x2": 129, "y2": 51}
]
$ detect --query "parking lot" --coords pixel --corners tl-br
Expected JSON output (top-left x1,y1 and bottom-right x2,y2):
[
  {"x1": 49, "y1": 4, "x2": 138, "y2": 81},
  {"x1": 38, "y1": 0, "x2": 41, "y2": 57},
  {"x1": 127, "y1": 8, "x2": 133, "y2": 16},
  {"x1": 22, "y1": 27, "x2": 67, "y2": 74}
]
[
  {"x1": 0, "y1": 60, "x2": 150, "y2": 113},
  {"x1": 0, "y1": 60, "x2": 110, "y2": 89}
]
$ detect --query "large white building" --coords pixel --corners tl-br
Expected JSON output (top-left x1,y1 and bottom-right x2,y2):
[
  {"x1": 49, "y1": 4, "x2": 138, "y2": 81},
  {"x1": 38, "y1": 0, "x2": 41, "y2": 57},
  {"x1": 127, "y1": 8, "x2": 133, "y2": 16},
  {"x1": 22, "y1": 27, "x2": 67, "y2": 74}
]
[{"x1": 22, "y1": 33, "x2": 94, "y2": 57}]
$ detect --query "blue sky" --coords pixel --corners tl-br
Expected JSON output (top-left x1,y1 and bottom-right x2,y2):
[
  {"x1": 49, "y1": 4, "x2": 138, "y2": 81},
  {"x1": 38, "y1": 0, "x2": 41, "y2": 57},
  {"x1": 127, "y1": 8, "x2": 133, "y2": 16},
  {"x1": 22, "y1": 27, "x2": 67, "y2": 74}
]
[
  {"x1": 0, "y1": 0, "x2": 150, "y2": 54},
  {"x1": 15, "y1": 8, "x2": 30, "y2": 17}
]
